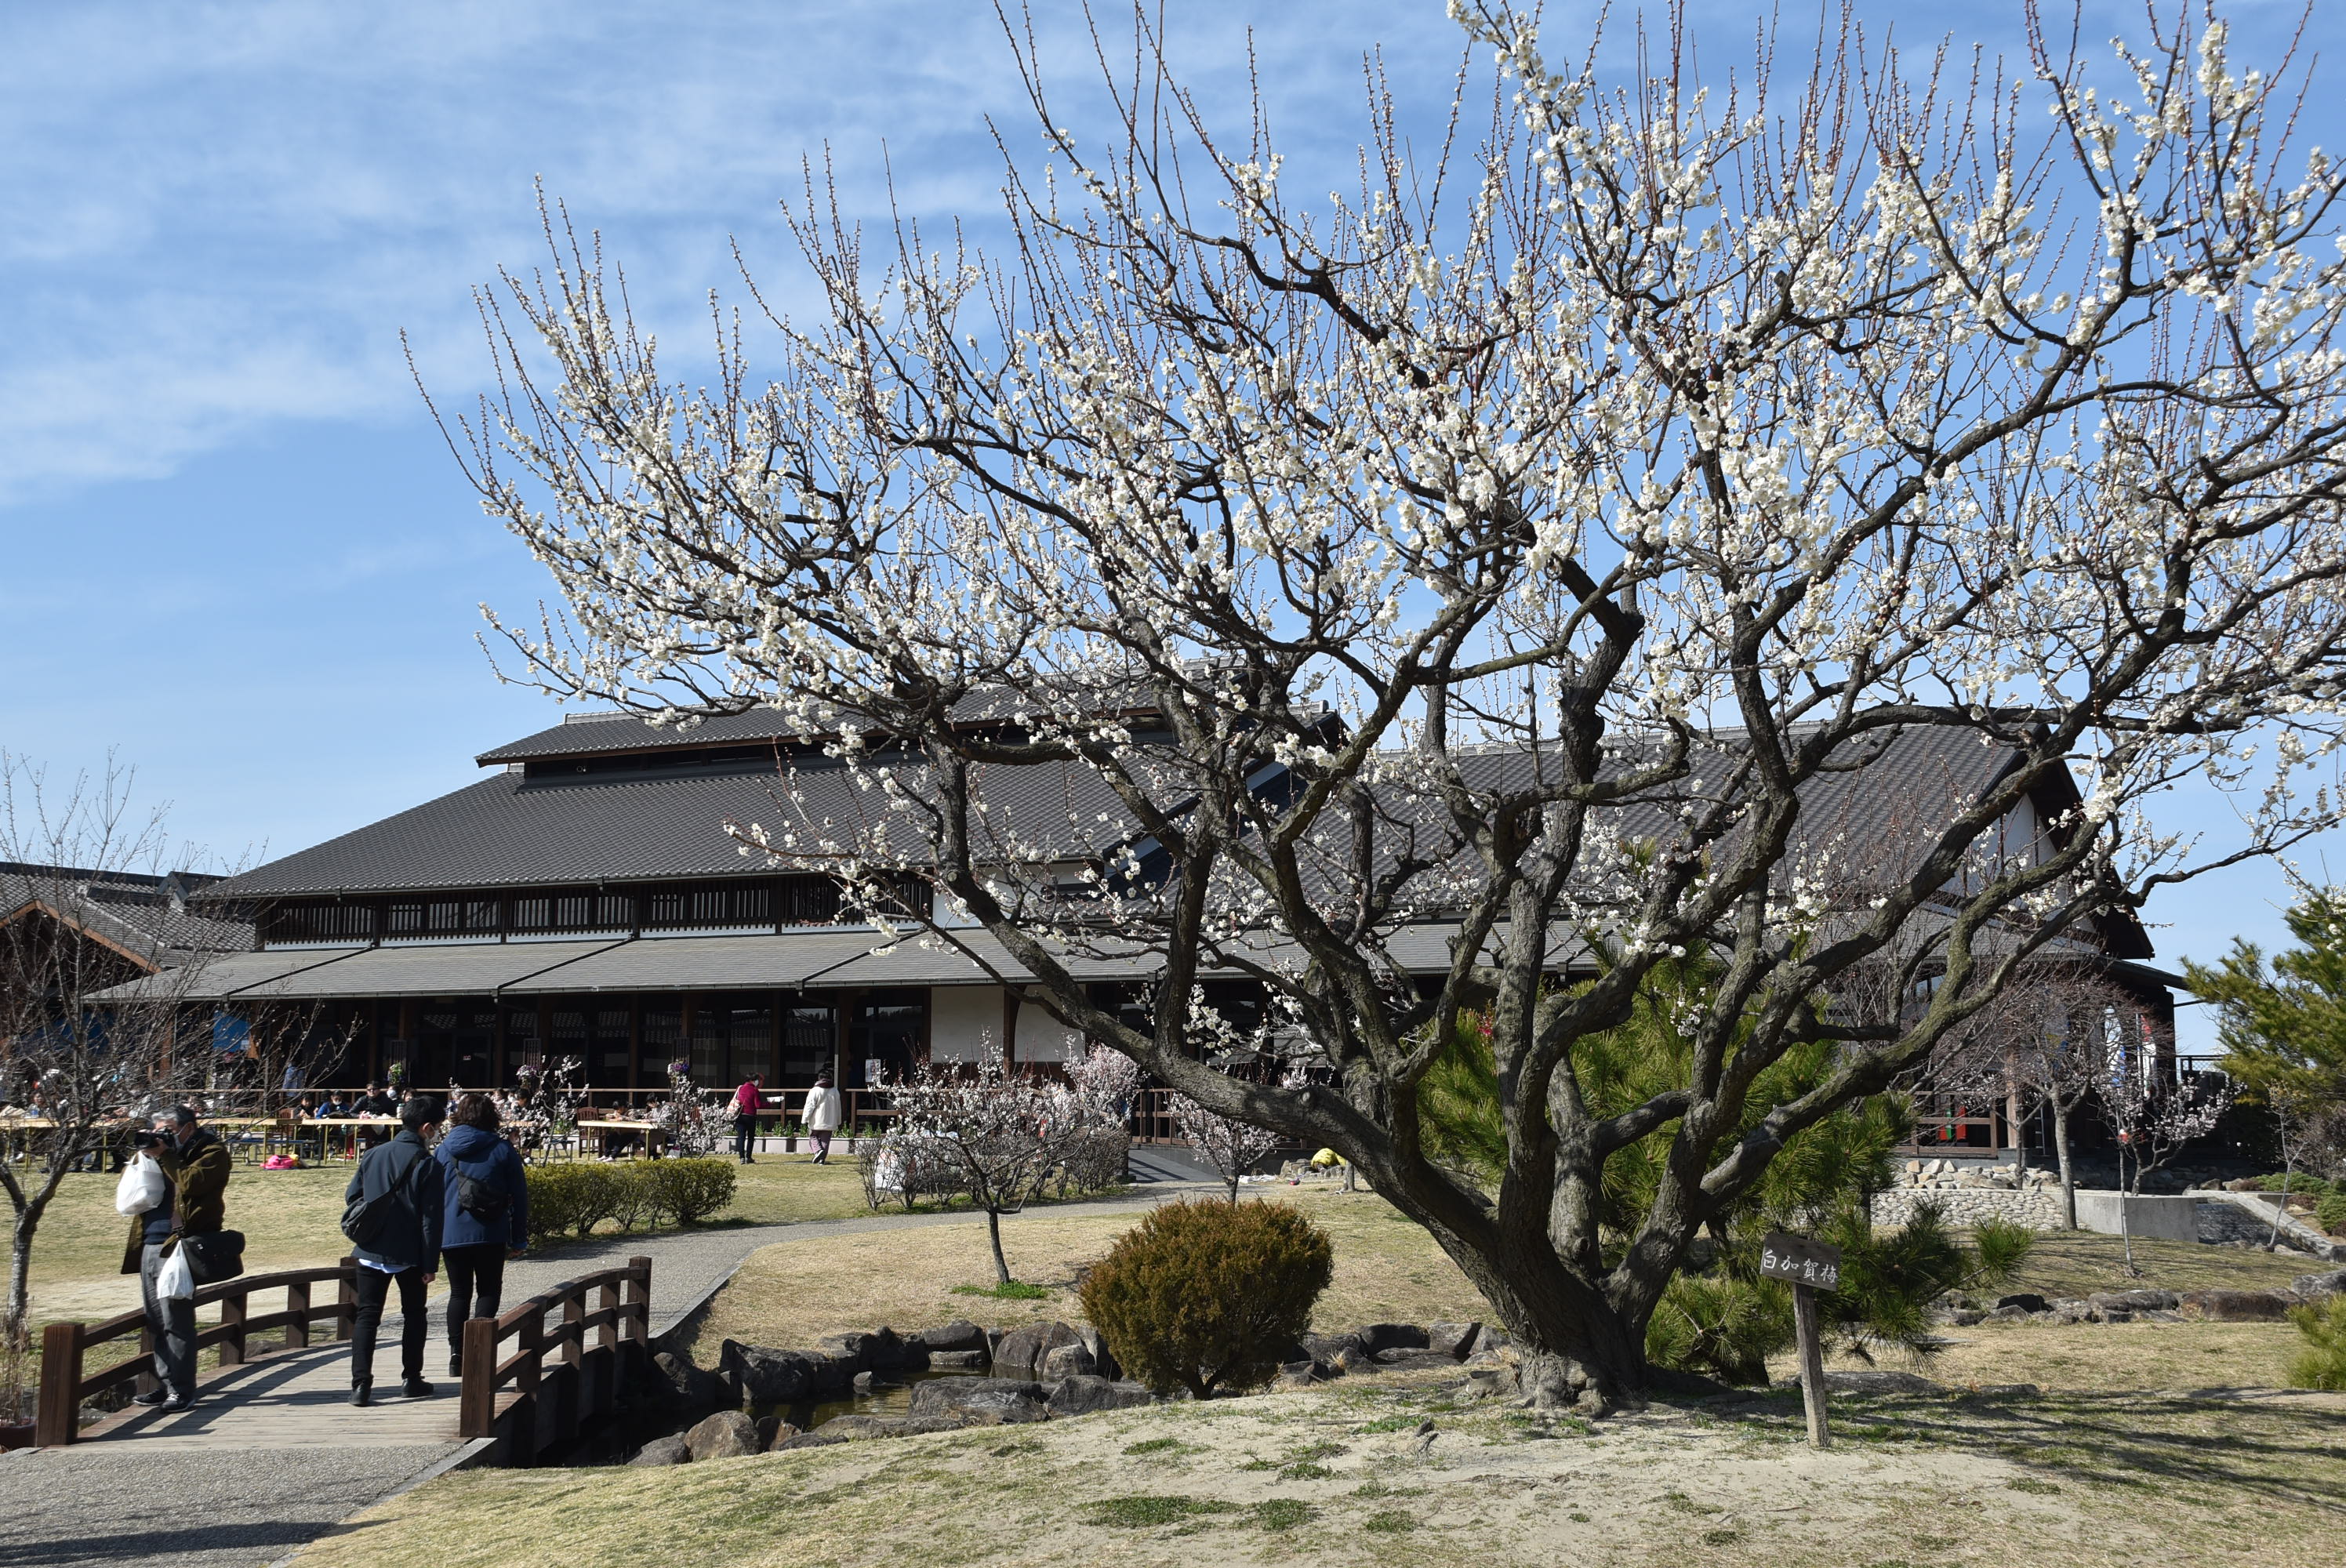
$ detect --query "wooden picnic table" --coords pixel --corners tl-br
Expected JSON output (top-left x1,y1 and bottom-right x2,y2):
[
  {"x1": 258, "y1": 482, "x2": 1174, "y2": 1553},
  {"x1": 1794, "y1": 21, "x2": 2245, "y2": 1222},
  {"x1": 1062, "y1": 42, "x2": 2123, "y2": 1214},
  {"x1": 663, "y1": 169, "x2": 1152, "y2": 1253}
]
[{"x1": 300, "y1": 1116, "x2": 399, "y2": 1160}]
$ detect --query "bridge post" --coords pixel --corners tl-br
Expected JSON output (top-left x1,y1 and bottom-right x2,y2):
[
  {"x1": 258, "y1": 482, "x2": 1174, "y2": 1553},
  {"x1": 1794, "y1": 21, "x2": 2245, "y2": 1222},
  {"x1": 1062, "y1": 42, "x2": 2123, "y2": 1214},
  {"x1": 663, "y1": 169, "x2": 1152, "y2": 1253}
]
[
  {"x1": 459, "y1": 1317, "x2": 498, "y2": 1441},
  {"x1": 332, "y1": 1257, "x2": 356, "y2": 1341},
  {"x1": 286, "y1": 1279, "x2": 310, "y2": 1351},
  {"x1": 34, "y1": 1322, "x2": 82, "y2": 1447},
  {"x1": 219, "y1": 1290, "x2": 247, "y2": 1367}
]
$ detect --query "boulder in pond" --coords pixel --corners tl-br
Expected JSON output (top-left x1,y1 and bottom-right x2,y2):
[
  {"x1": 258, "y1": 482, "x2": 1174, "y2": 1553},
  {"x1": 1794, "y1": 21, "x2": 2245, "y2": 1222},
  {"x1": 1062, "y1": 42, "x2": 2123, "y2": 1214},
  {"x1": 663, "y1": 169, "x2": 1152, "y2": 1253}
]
[
  {"x1": 908, "y1": 1319, "x2": 988, "y2": 1356},
  {"x1": 655, "y1": 1350, "x2": 731, "y2": 1412},
  {"x1": 907, "y1": 1376, "x2": 1049, "y2": 1425},
  {"x1": 992, "y1": 1321, "x2": 1084, "y2": 1379},
  {"x1": 684, "y1": 1410, "x2": 761, "y2": 1461},
  {"x1": 718, "y1": 1341, "x2": 819, "y2": 1405},
  {"x1": 1040, "y1": 1341, "x2": 1097, "y2": 1381}
]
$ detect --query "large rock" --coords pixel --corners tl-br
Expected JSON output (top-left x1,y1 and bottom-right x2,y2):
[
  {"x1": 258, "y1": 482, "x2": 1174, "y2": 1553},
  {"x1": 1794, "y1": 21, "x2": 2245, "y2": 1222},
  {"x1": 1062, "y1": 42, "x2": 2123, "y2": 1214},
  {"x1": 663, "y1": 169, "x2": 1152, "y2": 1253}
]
[
  {"x1": 1046, "y1": 1375, "x2": 1153, "y2": 1416},
  {"x1": 1374, "y1": 1347, "x2": 1467, "y2": 1371},
  {"x1": 627, "y1": 1434, "x2": 689, "y2": 1466},
  {"x1": 756, "y1": 1417, "x2": 801, "y2": 1450},
  {"x1": 1077, "y1": 1326, "x2": 1121, "y2": 1381},
  {"x1": 2181, "y1": 1288, "x2": 2293, "y2": 1322},
  {"x1": 1818, "y1": 1370, "x2": 1945, "y2": 1396},
  {"x1": 1353, "y1": 1323, "x2": 1430, "y2": 1356},
  {"x1": 655, "y1": 1351, "x2": 732, "y2": 1412},
  {"x1": 992, "y1": 1322, "x2": 1085, "y2": 1379},
  {"x1": 1994, "y1": 1292, "x2": 2052, "y2": 1314},
  {"x1": 2089, "y1": 1289, "x2": 2178, "y2": 1312},
  {"x1": 907, "y1": 1376, "x2": 1050, "y2": 1425},
  {"x1": 908, "y1": 1319, "x2": 988, "y2": 1356},
  {"x1": 1426, "y1": 1321, "x2": 1483, "y2": 1359},
  {"x1": 927, "y1": 1349, "x2": 989, "y2": 1370},
  {"x1": 1298, "y1": 1332, "x2": 1364, "y2": 1374},
  {"x1": 684, "y1": 1410, "x2": 762, "y2": 1461},
  {"x1": 2293, "y1": 1269, "x2": 2346, "y2": 1301},
  {"x1": 821, "y1": 1327, "x2": 910, "y2": 1372},
  {"x1": 1040, "y1": 1342, "x2": 1097, "y2": 1381},
  {"x1": 719, "y1": 1341, "x2": 820, "y2": 1405}
]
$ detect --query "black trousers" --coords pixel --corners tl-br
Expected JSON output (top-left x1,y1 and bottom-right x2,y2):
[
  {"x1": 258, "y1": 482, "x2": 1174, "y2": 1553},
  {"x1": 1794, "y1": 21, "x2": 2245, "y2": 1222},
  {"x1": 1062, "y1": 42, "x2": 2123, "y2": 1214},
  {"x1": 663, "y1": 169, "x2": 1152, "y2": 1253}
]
[
  {"x1": 350, "y1": 1265, "x2": 427, "y2": 1386},
  {"x1": 442, "y1": 1243, "x2": 507, "y2": 1363},
  {"x1": 733, "y1": 1111, "x2": 758, "y2": 1160}
]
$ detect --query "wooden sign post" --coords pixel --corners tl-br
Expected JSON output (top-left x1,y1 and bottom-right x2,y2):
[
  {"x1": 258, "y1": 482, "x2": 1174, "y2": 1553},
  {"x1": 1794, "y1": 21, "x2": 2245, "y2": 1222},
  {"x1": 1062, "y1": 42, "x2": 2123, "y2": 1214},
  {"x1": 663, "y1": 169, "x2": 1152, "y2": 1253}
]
[{"x1": 1759, "y1": 1231, "x2": 1843, "y2": 1450}]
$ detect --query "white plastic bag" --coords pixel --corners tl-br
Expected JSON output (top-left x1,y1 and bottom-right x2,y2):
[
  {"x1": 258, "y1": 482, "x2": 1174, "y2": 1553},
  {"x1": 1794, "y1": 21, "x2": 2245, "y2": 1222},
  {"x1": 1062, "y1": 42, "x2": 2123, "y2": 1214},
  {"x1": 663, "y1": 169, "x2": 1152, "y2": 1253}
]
[
  {"x1": 155, "y1": 1244, "x2": 194, "y2": 1301},
  {"x1": 114, "y1": 1156, "x2": 164, "y2": 1217}
]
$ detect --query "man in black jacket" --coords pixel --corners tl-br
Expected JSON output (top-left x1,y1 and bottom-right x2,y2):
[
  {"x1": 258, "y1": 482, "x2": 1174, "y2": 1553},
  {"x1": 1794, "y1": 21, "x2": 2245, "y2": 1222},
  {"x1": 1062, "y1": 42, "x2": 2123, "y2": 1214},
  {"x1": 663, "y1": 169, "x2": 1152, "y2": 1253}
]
[
  {"x1": 345, "y1": 1095, "x2": 445, "y2": 1406},
  {"x1": 118, "y1": 1106, "x2": 231, "y2": 1411}
]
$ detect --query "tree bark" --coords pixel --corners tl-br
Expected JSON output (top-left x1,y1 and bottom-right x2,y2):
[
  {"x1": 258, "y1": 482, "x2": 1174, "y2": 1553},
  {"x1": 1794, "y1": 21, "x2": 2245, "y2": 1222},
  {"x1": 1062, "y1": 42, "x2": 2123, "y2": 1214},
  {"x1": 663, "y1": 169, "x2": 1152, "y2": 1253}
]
[
  {"x1": 2051, "y1": 1100, "x2": 2078, "y2": 1230},
  {"x1": 986, "y1": 1208, "x2": 1011, "y2": 1287}
]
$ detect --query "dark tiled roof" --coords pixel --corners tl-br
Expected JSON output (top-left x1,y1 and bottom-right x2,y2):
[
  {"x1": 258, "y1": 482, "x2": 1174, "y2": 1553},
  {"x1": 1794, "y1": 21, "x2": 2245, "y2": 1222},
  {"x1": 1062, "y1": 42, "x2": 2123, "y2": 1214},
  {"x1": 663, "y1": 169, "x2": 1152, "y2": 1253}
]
[
  {"x1": 199, "y1": 757, "x2": 1152, "y2": 900},
  {"x1": 0, "y1": 863, "x2": 255, "y2": 962}
]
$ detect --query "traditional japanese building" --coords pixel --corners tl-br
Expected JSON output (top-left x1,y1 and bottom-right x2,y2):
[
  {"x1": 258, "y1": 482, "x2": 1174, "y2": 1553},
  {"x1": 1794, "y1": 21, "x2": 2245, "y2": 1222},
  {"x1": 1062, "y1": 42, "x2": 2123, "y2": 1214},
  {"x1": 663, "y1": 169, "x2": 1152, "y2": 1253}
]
[{"x1": 111, "y1": 705, "x2": 2181, "y2": 1140}]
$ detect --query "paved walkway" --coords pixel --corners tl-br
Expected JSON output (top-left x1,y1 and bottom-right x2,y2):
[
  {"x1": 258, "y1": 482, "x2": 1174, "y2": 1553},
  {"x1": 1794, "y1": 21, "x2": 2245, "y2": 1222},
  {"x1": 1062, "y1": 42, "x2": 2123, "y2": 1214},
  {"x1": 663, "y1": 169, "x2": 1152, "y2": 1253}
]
[{"x1": 0, "y1": 1155, "x2": 1218, "y2": 1568}]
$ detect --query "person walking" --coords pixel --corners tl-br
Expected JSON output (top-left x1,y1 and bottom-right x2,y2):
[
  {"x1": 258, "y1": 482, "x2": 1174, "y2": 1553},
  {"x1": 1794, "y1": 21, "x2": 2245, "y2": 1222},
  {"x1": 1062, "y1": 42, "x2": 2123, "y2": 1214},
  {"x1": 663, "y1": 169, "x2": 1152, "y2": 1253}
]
[
  {"x1": 731, "y1": 1073, "x2": 766, "y2": 1163},
  {"x1": 435, "y1": 1093, "x2": 528, "y2": 1379},
  {"x1": 344, "y1": 1095, "x2": 444, "y2": 1406},
  {"x1": 119, "y1": 1105, "x2": 231, "y2": 1412},
  {"x1": 802, "y1": 1074, "x2": 844, "y2": 1164}
]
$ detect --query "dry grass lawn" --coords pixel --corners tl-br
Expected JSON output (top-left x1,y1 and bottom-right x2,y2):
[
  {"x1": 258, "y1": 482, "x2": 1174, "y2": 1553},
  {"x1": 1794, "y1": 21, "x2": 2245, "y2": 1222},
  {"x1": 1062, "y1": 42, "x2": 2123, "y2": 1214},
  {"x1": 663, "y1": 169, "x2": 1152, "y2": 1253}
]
[
  {"x1": 1999, "y1": 1229, "x2": 2314, "y2": 1299},
  {"x1": 295, "y1": 1365, "x2": 2346, "y2": 1568},
  {"x1": 689, "y1": 1188, "x2": 1490, "y2": 1358}
]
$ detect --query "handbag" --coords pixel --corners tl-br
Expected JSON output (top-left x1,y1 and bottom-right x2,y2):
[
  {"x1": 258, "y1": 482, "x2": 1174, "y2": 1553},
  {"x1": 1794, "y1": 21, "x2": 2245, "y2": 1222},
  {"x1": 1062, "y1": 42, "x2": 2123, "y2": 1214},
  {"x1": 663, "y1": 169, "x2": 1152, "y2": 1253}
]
[
  {"x1": 114, "y1": 1156, "x2": 165, "y2": 1217},
  {"x1": 179, "y1": 1229, "x2": 245, "y2": 1286},
  {"x1": 454, "y1": 1160, "x2": 509, "y2": 1223},
  {"x1": 340, "y1": 1141, "x2": 421, "y2": 1250}
]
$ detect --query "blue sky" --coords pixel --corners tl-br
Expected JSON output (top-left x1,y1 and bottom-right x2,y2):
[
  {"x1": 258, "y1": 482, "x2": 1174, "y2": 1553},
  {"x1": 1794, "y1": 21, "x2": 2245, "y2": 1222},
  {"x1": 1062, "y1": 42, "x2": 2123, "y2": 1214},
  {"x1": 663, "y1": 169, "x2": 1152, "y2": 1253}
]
[{"x1": 2, "y1": 1, "x2": 2337, "y2": 1050}]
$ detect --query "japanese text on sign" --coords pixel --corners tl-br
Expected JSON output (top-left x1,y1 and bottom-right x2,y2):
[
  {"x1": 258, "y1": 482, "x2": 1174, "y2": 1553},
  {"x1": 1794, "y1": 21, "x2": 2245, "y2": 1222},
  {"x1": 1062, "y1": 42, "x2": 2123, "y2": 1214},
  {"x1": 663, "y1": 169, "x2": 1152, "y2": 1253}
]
[{"x1": 1758, "y1": 1232, "x2": 1843, "y2": 1292}]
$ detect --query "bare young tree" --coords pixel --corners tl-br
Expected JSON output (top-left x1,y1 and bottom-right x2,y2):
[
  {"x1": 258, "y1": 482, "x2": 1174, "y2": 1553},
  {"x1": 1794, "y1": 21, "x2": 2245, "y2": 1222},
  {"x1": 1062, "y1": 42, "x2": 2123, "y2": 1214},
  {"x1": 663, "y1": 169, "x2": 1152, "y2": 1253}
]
[
  {"x1": 0, "y1": 755, "x2": 227, "y2": 1417},
  {"x1": 438, "y1": 4, "x2": 2346, "y2": 1404}
]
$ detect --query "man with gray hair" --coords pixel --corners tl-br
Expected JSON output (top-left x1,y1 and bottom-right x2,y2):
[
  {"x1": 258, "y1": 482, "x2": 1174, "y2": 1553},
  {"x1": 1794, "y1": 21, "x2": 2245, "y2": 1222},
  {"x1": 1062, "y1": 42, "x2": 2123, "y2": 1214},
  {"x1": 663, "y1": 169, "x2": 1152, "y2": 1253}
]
[{"x1": 118, "y1": 1105, "x2": 231, "y2": 1411}]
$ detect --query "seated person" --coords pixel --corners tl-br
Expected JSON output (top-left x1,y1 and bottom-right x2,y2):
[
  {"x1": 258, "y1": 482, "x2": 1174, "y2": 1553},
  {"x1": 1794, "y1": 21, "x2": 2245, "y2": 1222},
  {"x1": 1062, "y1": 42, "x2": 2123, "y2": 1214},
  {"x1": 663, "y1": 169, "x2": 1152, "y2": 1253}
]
[{"x1": 319, "y1": 1094, "x2": 349, "y2": 1119}]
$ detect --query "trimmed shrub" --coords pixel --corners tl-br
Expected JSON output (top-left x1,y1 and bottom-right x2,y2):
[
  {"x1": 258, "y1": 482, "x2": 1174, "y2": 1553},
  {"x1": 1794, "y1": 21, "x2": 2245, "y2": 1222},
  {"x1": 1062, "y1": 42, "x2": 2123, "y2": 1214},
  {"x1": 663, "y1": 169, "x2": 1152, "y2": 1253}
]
[
  {"x1": 1078, "y1": 1198, "x2": 1332, "y2": 1398},
  {"x1": 523, "y1": 1158, "x2": 736, "y2": 1242},
  {"x1": 2288, "y1": 1294, "x2": 2346, "y2": 1391},
  {"x1": 644, "y1": 1157, "x2": 737, "y2": 1225},
  {"x1": 2317, "y1": 1193, "x2": 2346, "y2": 1236}
]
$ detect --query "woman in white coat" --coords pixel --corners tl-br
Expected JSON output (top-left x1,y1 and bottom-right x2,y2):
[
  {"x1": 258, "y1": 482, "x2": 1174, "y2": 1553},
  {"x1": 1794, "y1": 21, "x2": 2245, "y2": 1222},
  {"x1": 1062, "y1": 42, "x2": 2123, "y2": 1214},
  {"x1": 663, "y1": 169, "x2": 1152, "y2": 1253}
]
[{"x1": 803, "y1": 1075, "x2": 844, "y2": 1164}]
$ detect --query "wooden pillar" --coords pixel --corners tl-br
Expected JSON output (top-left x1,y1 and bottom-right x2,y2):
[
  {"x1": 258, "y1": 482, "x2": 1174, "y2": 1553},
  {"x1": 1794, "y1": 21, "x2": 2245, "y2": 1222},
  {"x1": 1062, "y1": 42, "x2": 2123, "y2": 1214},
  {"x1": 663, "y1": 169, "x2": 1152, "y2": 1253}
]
[
  {"x1": 219, "y1": 1289, "x2": 248, "y2": 1367},
  {"x1": 286, "y1": 1279, "x2": 311, "y2": 1351},
  {"x1": 333, "y1": 1257, "x2": 357, "y2": 1341},
  {"x1": 34, "y1": 1322, "x2": 82, "y2": 1446},
  {"x1": 459, "y1": 1317, "x2": 499, "y2": 1440}
]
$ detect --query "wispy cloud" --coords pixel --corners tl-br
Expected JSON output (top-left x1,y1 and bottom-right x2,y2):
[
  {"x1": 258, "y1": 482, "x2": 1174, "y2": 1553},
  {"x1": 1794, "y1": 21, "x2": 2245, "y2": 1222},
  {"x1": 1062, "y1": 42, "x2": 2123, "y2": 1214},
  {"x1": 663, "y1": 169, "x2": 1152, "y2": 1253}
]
[{"x1": 0, "y1": 0, "x2": 1475, "y2": 504}]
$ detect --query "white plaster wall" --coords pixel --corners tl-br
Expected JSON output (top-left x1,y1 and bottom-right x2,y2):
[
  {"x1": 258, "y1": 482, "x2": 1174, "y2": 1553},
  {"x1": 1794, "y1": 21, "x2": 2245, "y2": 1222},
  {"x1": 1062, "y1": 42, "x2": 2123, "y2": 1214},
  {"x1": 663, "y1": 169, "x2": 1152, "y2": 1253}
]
[
  {"x1": 929, "y1": 985, "x2": 1005, "y2": 1062},
  {"x1": 1012, "y1": 995, "x2": 1079, "y2": 1063}
]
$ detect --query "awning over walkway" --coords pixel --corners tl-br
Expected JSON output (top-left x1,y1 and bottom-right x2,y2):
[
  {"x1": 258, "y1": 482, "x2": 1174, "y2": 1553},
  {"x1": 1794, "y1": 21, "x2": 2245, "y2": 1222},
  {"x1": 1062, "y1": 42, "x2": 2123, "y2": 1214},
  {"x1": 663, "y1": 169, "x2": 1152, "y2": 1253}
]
[{"x1": 89, "y1": 921, "x2": 1596, "y2": 1007}]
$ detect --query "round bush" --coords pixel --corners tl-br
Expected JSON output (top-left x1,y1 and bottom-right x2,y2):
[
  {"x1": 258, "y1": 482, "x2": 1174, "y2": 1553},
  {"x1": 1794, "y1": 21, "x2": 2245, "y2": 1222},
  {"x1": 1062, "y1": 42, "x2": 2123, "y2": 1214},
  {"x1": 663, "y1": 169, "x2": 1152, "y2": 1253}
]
[
  {"x1": 2316, "y1": 1192, "x2": 2346, "y2": 1236},
  {"x1": 1077, "y1": 1198, "x2": 1333, "y2": 1398}
]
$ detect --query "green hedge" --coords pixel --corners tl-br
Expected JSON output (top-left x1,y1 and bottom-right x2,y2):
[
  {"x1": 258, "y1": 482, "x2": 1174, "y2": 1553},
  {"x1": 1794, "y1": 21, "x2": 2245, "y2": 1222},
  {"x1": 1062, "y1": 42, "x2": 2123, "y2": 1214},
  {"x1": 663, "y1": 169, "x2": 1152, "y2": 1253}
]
[{"x1": 524, "y1": 1158, "x2": 738, "y2": 1244}]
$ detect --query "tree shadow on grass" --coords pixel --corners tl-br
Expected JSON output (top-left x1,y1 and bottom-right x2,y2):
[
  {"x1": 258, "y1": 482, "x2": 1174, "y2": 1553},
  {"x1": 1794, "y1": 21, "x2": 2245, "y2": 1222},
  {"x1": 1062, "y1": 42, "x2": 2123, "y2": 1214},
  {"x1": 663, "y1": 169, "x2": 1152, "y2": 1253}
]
[{"x1": 1704, "y1": 1387, "x2": 2346, "y2": 1511}]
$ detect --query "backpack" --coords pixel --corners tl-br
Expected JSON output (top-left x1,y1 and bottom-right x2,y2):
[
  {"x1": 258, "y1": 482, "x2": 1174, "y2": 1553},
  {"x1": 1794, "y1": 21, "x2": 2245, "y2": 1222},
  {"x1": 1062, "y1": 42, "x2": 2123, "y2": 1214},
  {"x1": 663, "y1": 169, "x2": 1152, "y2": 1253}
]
[
  {"x1": 454, "y1": 1159, "x2": 510, "y2": 1224},
  {"x1": 340, "y1": 1140, "x2": 423, "y2": 1251}
]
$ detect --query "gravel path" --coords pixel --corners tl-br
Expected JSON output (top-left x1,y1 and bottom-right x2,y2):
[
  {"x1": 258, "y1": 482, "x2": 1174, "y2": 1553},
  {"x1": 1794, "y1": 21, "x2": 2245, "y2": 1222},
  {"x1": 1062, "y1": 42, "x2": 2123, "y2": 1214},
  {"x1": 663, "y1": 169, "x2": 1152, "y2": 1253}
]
[{"x1": 0, "y1": 1158, "x2": 1220, "y2": 1568}]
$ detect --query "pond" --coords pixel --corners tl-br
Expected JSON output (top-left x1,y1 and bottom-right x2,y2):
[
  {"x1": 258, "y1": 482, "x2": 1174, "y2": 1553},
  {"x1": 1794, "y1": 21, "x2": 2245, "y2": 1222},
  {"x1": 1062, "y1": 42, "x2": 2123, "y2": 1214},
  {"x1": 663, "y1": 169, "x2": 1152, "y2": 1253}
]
[{"x1": 757, "y1": 1367, "x2": 992, "y2": 1432}]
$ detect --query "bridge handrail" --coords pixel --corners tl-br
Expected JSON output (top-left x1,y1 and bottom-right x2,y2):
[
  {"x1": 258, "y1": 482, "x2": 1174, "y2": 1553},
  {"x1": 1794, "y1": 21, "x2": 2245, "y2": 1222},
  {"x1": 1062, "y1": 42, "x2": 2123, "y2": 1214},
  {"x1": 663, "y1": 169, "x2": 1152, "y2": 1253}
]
[
  {"x1": 458, "y1": 1255, "x2": 651, "y2": 1446},
  {"x1": 36, "y1": 1258, "x2": 360, "y2": 1446}
]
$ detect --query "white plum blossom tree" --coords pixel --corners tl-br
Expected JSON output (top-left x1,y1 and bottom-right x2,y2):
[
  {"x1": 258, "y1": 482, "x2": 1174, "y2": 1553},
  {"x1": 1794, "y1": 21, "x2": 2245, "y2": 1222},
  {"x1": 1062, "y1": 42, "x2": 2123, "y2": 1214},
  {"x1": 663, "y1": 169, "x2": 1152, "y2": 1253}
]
[{"x1": 434, "y1": 4, "x2": 2346, "y2": 1404}]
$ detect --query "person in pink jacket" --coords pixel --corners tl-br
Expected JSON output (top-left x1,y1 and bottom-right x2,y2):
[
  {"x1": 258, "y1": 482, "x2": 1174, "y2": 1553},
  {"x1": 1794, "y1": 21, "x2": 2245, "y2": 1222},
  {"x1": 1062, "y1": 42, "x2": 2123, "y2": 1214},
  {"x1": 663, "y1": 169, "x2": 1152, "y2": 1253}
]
[{"x1": 730, "y1": 1074, "x2": 765, "y2": 1163}]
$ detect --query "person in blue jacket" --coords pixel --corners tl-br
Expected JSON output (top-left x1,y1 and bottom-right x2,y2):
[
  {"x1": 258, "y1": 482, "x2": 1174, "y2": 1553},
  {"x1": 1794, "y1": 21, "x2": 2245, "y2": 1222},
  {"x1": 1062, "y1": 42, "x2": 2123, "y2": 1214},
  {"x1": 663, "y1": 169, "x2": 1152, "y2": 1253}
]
[{"x1": 435, "y1": 1092, "x2": 530, "y2": 1379}]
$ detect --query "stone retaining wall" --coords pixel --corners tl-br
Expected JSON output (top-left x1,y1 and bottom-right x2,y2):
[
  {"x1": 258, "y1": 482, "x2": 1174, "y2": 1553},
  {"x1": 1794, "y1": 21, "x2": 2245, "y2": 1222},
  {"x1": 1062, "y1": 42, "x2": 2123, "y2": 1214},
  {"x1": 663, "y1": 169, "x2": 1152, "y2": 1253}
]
[{"x1": 1872, "y1": 1185, "x2": 2065, "y2": 1230}]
